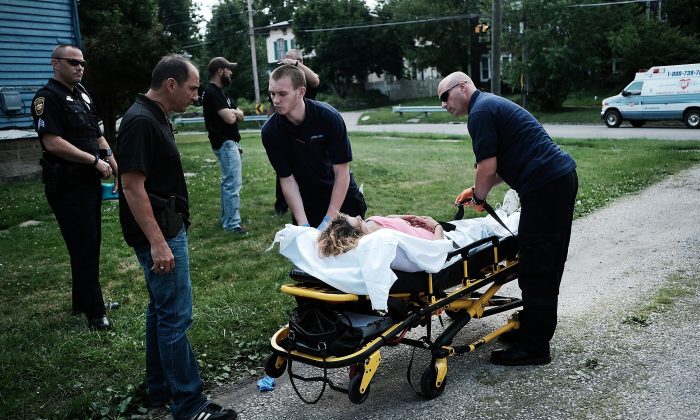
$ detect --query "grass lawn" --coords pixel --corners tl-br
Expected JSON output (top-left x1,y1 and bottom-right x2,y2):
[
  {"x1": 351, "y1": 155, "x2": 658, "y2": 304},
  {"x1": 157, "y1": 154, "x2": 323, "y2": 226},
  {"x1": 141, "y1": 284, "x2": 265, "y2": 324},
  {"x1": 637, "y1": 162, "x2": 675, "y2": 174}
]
[
  {"x1": 1, "y1": 132, "x2": 700, "y2": 418},
  {"x1": 356, "y1": 93, "x2": 609, "y2": 125}
]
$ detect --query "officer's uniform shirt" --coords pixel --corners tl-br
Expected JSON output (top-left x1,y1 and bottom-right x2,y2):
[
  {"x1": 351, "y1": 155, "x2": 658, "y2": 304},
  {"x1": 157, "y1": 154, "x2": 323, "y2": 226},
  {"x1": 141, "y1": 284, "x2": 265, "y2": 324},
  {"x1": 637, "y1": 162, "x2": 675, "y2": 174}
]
[{"x1": 31, "y1": 79, "x2": 102, "y2": 166}]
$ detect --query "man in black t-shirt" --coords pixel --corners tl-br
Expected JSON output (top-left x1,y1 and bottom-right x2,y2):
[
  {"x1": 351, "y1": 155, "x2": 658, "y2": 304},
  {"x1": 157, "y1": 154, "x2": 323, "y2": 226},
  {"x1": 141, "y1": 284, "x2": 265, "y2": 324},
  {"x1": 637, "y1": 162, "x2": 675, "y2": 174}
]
[
  {"x1": 262, "y1": 64, "x2": 366, "y2": 229},
  {"x1": 31, "y1": 44, "x2": 118, "y2": 330},
  {"x1": 202, "y1": 57, "x2": 247, "y2": 234},
  {"x1": 270, "y1": 49, "x2": 321, "y2": 215},
  {"x1": 117, "y1": 54, "x2": 237, "y2": 420}
]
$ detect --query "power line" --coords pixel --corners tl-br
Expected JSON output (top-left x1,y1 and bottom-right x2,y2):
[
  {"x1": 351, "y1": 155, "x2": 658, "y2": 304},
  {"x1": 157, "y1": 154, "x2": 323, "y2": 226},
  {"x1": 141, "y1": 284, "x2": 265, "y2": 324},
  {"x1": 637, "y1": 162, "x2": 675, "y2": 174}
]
[
  {"x1": 296, "y1": 13, "x2": 479, "y2": 33},
  {"x1": 567, "y1": 0, "x2": 659, "y2": 8}
]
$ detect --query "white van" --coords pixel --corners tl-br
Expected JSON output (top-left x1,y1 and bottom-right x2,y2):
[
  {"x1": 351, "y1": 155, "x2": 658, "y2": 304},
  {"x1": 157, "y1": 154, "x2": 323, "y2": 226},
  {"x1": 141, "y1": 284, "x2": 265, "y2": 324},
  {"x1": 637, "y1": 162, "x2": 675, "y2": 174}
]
[{"x1": 601, "y1": 63, "x2": 700, "y2": 128}]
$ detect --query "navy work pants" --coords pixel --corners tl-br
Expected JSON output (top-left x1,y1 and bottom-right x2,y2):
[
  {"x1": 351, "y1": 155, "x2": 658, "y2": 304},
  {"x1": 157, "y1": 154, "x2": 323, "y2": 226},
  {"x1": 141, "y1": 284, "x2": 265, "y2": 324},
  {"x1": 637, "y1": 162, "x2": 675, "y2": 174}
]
[{"x1": 516, "y1": 169, "x2": 578, "y2": 353}]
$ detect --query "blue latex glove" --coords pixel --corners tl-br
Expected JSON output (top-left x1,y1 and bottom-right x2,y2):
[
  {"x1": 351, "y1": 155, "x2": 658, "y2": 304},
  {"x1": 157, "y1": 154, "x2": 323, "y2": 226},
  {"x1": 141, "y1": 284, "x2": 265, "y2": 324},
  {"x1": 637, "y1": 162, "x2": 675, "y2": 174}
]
[
  {"x1": 317, "y1": 215, "x2": 332, "y2": 231},
  {"x1": 257, "y1": 375, "x2": 275, "y2": 392},
  {"x1": 300, "y1": 223, "x2": 311, "y2": 227}
]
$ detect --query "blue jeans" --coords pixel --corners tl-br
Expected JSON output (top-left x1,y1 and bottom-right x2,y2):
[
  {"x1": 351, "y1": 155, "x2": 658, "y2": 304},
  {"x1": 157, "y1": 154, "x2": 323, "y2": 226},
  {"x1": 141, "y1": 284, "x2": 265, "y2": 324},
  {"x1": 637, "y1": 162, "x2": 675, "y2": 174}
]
[
  {"x1": 134, "y1": 228, "x2": 207, "y2": 419},
  {"x1": 213, "y1": 140, "x2": 242, "y2": 230}
]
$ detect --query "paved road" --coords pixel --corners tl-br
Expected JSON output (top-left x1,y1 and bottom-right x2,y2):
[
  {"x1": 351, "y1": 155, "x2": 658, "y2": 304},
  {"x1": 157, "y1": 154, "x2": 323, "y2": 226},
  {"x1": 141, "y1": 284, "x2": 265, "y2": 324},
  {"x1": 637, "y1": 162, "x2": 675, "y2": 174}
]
[{"x1": 340, "y1": 111, "x2": 700, "y2": 141}]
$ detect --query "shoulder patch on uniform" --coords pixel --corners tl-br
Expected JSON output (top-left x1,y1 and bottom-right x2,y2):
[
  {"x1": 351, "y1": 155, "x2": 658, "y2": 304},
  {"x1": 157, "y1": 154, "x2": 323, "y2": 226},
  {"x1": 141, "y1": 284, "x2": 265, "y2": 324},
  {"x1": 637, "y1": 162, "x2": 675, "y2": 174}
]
[{"x1": 34, "y1": 97, "x2": 45, "y2": 116}]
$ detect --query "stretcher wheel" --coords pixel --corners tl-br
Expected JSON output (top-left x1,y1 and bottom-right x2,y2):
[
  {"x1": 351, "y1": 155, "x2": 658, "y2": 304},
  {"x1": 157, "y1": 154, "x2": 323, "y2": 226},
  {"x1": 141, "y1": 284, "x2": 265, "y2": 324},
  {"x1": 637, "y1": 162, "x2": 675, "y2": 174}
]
[
  {"x1": 347, "y1": 372, "x2": 370, "y2": 404},
  {"x1": 264, "y1": 353, "x2": 287, "y2": 378},
  {"x1": 420, "y1": 365, "x2": 446, "y2": 399}
]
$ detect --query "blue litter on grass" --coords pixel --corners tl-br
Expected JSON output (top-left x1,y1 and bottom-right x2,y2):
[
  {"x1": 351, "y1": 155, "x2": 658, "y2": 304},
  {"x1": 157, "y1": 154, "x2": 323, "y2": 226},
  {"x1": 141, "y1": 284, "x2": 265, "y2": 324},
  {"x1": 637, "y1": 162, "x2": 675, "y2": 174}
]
[
  {"x1": 101, "y1": 183, "x2": 119, "y2": 200},
  {"x1": 257, "y1": 375, "x2": 275, "y2": 392}
]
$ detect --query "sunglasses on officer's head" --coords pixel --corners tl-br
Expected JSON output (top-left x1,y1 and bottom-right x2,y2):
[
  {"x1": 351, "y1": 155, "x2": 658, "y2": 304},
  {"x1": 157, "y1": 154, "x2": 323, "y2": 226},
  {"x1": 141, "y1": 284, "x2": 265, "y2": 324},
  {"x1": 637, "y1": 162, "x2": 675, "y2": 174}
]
[
  {"x1": 439, "y1": 81, "x2": 464, "y2": 102},
  {"x1": 57, "y1": 57, "x2": 86, "y2": 67}
]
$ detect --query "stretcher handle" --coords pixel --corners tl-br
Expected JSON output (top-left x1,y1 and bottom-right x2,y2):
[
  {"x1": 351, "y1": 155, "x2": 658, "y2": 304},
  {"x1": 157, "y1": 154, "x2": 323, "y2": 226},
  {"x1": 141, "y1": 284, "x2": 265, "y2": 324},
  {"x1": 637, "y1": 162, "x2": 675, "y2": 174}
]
[{"x1": 446, "y1": 235, "x2": 499, "y2": 261}]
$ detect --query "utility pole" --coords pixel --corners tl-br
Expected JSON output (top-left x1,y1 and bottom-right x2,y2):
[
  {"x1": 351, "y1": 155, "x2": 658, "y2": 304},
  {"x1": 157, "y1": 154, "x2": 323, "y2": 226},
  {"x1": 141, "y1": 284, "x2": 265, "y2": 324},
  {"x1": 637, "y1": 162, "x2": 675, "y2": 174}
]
[
  {"x1": 246, "y1": 0, "x2": 261, "y2": 109},
  {"x1": 491, "y1": 0, "x2": 502, "y2": 95}
]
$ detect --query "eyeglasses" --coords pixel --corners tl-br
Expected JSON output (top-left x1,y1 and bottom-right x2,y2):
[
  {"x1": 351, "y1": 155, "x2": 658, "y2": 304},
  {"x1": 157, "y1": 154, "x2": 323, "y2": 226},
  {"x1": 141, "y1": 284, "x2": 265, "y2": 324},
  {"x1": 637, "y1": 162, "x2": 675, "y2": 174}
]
[
  {"x1": 56, "y1": 57, "x2": 86, "y2": 67},
  {"x1": 439, "y1": 82, "x2": 463, "y2": 102}
]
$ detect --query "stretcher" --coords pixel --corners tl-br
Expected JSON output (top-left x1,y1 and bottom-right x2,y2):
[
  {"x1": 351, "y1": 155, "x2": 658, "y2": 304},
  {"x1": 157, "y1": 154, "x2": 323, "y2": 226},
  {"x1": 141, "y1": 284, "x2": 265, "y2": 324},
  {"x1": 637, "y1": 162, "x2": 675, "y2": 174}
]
[{"x1": 264, "y1": 232, "x2": 522, "y2": 404}]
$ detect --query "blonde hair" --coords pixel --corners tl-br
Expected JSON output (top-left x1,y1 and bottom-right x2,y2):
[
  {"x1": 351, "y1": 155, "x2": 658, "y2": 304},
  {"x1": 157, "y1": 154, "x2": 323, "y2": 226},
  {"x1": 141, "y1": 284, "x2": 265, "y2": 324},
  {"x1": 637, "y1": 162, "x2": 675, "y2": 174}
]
[{"x1": 317, "y1": 213, "x2": 364, "y2": 257}]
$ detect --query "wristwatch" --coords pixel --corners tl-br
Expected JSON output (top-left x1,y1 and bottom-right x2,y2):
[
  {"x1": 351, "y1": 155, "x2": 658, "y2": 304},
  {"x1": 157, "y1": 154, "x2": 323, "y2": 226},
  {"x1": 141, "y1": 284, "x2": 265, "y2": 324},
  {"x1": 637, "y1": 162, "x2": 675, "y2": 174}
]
[
  {"x1": 471, "y1": 195, "x2": 485, "y2": 205},
  {"x1": 99, "y1": 148, "x2": 112, "y2": 158}
]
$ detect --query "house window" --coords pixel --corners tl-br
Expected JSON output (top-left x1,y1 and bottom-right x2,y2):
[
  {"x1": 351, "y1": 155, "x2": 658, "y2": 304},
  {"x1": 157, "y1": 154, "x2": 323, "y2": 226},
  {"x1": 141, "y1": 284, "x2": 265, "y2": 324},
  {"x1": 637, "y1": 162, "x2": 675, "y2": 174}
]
[
  {"x1": 480, "y1": 54, "x2": 491, "y2": 82},
  {"x1": 290, "y1": 39, "x2": 296, "y2": 50},
  {"x1": 274, "y1": 38, "x2": 287, "y2": 61}
]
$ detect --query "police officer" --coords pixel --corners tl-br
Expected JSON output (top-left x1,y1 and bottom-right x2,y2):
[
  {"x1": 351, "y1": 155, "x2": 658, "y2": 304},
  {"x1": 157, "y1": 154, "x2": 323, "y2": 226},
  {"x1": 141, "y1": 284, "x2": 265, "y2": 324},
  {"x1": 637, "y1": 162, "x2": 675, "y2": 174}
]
[{"x1": 31, "y1": 44, "x2": 119, "y2": 330}]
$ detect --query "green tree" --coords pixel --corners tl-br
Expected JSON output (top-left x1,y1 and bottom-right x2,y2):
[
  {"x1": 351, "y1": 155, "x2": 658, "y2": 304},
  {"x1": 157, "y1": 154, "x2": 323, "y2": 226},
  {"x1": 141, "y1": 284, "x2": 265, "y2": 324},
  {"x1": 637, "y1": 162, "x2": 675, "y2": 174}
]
[
  {"x1": 499, "y1": 0, "x2": 577, "y2": 110},
  {"x1": 608, "y1": 16, "x2": 700, "y2": 83},
  {"x1": 79, "y1": 0, "x2": 168, "y2": 143},
  {"x1": 380, "y1": 0, "x2": 480, "y2": 78},
  {"x1": 204, "y1": 0, "x2": 269, "y2": 102},
  {"x1": 664, "y1": 0, "x2": 700, "y2": 39},
  {"x1": 293, "y1": 0, "x2": 404, "y2": 91},
  {"x1": 158, "y1": 0, "x2": 202, "y2": 54}
]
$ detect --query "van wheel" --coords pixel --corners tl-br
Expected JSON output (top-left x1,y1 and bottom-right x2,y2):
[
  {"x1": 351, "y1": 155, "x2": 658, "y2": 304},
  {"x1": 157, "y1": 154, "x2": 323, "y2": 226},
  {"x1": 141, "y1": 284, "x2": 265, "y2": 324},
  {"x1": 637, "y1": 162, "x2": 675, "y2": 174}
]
[
  {"x1": 684, "y1": 109, "x2": 700, "y2": 128},
  {"x1": 630, "y1": 120, "x2": 645, "y2": 128},
  {"x1": 604, "y1": 110, "x2": 622, "y2": 128}
]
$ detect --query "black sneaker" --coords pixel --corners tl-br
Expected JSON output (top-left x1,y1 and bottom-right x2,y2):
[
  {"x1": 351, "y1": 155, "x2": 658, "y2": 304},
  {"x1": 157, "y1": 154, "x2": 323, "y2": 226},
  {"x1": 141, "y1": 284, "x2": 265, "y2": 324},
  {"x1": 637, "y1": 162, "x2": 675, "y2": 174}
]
[
  {"x1": 230, "y1": 226, "x2": 248, "y2": 236},
  {"x1": 190, "y1": 402, "x2": 237, "y2": 420},
  {"x1": 87, "y1": 316, "x2": 111, "y2": 331},
  {"x1": 490, "y1": 344, "x2": 551, "y2": 366}
]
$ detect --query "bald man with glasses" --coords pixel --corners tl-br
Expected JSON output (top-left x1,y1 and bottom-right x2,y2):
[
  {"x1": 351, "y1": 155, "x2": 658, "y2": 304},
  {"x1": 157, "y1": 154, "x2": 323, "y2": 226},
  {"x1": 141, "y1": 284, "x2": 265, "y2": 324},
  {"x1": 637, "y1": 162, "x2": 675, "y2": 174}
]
[
  {"x1": 31, "y1": 44, "x2": 119, "y2": 330},
  {"x1": 438, "y1": 72, "x2": 578, "y2": 366}
]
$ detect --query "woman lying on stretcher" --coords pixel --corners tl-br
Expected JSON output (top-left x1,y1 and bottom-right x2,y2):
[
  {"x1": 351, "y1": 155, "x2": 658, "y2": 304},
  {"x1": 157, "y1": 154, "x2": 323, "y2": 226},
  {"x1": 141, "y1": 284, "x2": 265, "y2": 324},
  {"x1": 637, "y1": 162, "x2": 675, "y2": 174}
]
[{"x1": 317, "y1": 214, "x2": 445, "y2": 257}]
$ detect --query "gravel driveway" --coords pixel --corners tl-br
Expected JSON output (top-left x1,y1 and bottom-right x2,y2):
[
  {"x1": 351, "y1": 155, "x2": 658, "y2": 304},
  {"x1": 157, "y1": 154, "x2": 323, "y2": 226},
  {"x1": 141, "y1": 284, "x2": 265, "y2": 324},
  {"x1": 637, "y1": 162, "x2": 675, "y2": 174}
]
[{"x1": 168, "y1": 165, "x2": 700, "y2": 420}]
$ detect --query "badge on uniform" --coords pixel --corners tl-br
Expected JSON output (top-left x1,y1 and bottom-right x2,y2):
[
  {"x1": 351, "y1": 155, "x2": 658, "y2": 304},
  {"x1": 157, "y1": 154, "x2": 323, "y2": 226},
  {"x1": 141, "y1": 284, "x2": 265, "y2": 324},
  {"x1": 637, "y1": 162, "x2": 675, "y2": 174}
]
[
  {"x1": 81, "y1": 92, "x2": 91, "y2": 104},
  {"x1": 65, "y1": 95, "x2": 74, "y2": 102},
  {"x1": 34, "y1": 97, "x2": 45, "y2": 116}
]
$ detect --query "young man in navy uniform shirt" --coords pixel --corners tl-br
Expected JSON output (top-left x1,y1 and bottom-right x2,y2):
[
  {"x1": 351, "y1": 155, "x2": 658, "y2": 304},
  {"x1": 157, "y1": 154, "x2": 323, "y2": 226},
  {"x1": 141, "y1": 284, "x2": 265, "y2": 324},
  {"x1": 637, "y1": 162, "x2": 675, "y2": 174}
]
[
  {"x1": 271, "y1": 49, "x2": 321, "y2": 215},
  {"x1": 202, "y1": 57, "x2": 247, "y2": 235},
  {"x1": 439, "y1": 72, "x2": 578, "y2": 366},
  {"x1": 31, "y1": 44, "x2": 118, "y2": 330},
  {"x1": 262, "y1": 64, "x2": 366, "y2": 230}
]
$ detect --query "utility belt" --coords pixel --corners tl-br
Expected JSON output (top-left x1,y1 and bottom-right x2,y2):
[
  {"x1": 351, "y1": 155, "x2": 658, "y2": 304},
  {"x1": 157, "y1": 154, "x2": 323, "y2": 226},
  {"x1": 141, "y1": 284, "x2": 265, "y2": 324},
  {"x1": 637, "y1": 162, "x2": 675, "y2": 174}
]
[
  {"x1": 40, "y1": 158, "x2": 98, "y2": 193},
  {"x1": 148, "y1": 193, "x2": 186, "y2": 238}
]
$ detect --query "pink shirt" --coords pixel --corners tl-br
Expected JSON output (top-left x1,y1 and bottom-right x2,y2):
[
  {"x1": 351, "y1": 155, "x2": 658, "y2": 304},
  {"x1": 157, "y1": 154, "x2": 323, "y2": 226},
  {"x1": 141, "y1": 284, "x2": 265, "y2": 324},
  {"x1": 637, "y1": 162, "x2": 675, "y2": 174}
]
[{"x1": 367, "y1": 216, "x2": 434, "y2": 240}]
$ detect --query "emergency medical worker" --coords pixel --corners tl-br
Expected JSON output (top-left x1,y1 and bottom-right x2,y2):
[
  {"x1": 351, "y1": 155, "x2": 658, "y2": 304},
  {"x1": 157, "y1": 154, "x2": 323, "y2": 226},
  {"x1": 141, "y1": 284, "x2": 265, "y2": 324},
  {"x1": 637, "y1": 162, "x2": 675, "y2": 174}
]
[
  {"x1": 117, "y1": 54, "x2": 237, "y2": 420},
  {"x1": 438, "y1": 72, "x2": 578, "y2": 366},
  {"x1": 31, "y1": 44, "x2": 118, "y2": 330},
  {"x1": 202, "y1": 57, "x2": 247, "y2": 235},
  {"x1": 262, "y1": 64, "x2": 366, "y2": 230},
  {"x1": 271, "y1": 49, "x2": 321, "y2": 215}
]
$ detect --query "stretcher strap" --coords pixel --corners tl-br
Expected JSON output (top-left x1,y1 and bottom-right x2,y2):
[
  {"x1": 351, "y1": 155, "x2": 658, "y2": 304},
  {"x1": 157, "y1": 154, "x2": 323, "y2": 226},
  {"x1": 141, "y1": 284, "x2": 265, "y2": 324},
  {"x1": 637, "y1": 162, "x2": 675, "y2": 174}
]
[{"x1": 453, "y1": 202, "x2": 515, "y2": 237}]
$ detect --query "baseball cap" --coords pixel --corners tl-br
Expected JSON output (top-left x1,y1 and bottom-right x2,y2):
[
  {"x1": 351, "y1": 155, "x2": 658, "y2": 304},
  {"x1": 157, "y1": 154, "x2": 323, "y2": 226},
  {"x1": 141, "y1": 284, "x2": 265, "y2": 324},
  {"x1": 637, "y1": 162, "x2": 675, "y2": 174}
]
[{"x1": 208, "y1": 57, "x2": 237, "y2": 74}]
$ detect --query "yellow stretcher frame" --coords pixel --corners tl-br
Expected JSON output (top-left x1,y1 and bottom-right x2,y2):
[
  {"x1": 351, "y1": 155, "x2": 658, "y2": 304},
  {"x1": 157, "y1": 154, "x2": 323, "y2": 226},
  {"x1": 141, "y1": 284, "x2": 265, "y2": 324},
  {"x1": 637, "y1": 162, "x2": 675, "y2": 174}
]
[{"x1": 264, "y1": 235, "x2": 522, "y2": 404}]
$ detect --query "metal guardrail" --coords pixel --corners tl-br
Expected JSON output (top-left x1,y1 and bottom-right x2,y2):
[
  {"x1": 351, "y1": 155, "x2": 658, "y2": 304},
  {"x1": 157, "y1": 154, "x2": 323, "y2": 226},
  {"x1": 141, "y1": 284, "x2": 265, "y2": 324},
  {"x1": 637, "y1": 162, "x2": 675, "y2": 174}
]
[
  {"x1": 173, "y1": 115, "x2": 269, "y2": 124},
  {"x1": 391, "y1": 105, "x2": 446, "y2": 116}
]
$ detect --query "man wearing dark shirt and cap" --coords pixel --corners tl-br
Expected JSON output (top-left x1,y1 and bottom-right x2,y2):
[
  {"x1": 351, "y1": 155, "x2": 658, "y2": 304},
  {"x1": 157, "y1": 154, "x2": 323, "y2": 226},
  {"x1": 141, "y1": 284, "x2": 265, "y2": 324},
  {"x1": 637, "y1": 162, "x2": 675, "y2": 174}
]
[{"x1": 202, "y1": 57, "x2": 247, "y2": 235}]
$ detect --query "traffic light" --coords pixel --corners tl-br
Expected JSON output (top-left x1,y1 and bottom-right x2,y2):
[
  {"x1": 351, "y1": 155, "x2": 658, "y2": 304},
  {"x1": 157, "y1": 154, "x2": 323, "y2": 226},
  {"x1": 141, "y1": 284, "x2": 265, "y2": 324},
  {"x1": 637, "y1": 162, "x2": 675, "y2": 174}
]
[{"x1": 475, "y1": 23, "x2": 490, "y2": 33}]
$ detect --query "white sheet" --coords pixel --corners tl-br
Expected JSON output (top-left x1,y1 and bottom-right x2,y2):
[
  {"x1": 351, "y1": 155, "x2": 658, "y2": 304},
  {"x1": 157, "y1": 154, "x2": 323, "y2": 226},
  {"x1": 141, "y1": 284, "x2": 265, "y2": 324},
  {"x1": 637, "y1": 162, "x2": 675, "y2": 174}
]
[{"x1": 269, "y1": 211, "x2": 520, "y2": 311}]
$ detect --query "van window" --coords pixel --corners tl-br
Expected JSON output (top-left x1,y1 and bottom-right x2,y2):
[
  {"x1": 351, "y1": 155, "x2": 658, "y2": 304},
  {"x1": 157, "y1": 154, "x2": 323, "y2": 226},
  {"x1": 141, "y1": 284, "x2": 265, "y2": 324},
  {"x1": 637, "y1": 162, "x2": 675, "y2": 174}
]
[{"x1": 625, "y1": 81, "x2": 643, "y2": 96}]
